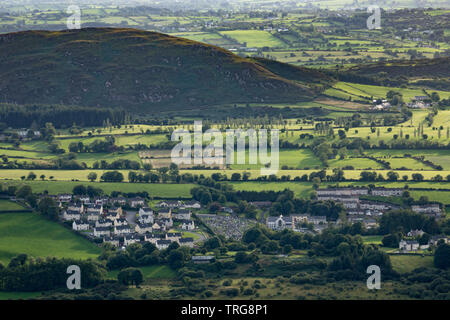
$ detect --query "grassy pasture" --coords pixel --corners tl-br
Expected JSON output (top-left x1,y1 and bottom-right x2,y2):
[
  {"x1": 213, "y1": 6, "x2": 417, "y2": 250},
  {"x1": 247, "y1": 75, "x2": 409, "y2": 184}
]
[
  {"x1": 107, "y1": 265, "x2": 176, "y2": 280},
  {"x1": 220, "y1": 30, "x2": 287, "y2": 48},
  {"x1": 0, "y1": 200, "x2": 26, "y2": 211},
  {"x1": 390, "y1": 255, "x2": 434, "y2": 274},
  {"x1": 0, "y1": 180, "x2": 195, "y2": 198},
  {"x1": 0, "y1": 212, "x2": 101, "y2": 265}
]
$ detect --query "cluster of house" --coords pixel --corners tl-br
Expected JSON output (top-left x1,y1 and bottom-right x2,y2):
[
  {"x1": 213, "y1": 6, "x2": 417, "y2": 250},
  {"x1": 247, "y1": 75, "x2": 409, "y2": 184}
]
[
  {"x1": 266, "y1": 214, "x2": 329, "y2": 234},
  {"x1": 399, "y1": 230, "x2": 448, "y2": 252},
  {"x1": 407, "y1": 96, "x2": 432, "y2": 109},
  {"x1": 316, "y1": 186, "x2": 443, "y2": 223},
  {"x1": 58, "y1": 194, "x2": 201, "y2": 249},
  {"x1": 372, "y1": 99, "x2": 392, "y2": 111}
]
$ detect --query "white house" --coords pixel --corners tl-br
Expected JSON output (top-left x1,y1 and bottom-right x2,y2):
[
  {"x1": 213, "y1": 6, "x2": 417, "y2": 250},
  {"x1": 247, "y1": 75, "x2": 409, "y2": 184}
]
[
  {"x1": 308, "y1": 216, "x2": 327, "y2": 225},
  {"x1": 95, "y1": 219, "x2": 112, "y2": 228},
  {"x1": 129, "y1": 197, "x2": 145, "y2": 208},
  {"x1": 267, "y1": 215, "x2": 293, "y2": 230},
  {"x1": 67, "y1": 202, "x2": 84, "y2": 213},
  {"x1": 399, "y1": 239, "x2": 419, "y2": 251},
  {"x1": 156, "y1": 239, "x2": 172, "y2": 250},
  {"x1": 63, "y1": 210, "x2": 81, "y2": 221},
  {"x1": 57, "y1": 194, "x2": 72, "y2": 203},
  {"x1": 429, "y1": 236, "x2": 448, "y2": 246},
  {"x1": 86, "y1": 204, "x2": 103, "y2": 215},
  {"x1": 166, "y1": 232, "x2": 182, "y2": 242},
  {"x1": 135, "y1": 222, "x2": 152, "y2": 234},
  {"x1": 139, "y1": 207, "x2": 154, "y2": 217},
  {"x1": 411, "y1": 204, "x2": 442, "y2": 216},
  {"x1": 72, "y1": 220, "x2": 89, "y2": 231},
  {"x1": 157, "y1": 200, "x2": 182, "y2": 208},
  {"x1": 104, "y1": 237, "x2": 120, "y2": 247},
  {"x1": 87, "y1": 211, "x2": 100, "y2": 222},
  {"x1": 178, "y1": 237, "x2": 194, "y2": 248},
  {"x1": 172, "y1": 209, "x2": 191, "y2": 221},
  {"x1": 124, "y1": 234, "x2": 141, "y2": 246},
  {"x1": 158, "y1": 208, "x2": 172, "y2": 219},
  {"x1": 370, "y1": 188, "x2": 403, "y2": 197},
  {"x1": 94, "y1": 227, "x2": 111, "y2": 238},
  {"x1": 181, "y1": 219, "x2": 195, "y2": 231},
  {"x1": 407, "y1": 229, "x2": 424, "y2": 237},
  {"x1": 114, "y1": 218, "x2": 128, "y2": 227},
  {"x1": 181, "y1": 200, "x2": 201, "y2": 209},
  {"x1": 114, "y1": 224, "x2": 131, "y2": 235}
]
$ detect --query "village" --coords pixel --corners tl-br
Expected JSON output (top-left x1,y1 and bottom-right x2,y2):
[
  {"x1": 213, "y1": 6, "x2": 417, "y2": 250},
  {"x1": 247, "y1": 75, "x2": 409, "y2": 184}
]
[
  {"x1": 266, "y1": 186, "x2": 448, "y2": 252},
  {"x1": 37, "y1": 184, "x2": 446, "y2": 255},
  {"x1": 58, "y1": 194, "x2": 202, "y2": 250}
]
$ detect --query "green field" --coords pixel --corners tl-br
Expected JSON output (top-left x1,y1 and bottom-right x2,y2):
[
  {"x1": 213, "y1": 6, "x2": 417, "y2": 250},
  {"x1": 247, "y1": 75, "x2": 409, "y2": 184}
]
[
  {"x1": 0, "y1": 180, "x2": 195, "y2": 198},
  {"x1": 107, "y1": 265, "x2": 176, "y2": 280},
  {"x1": 220, "y1": 30, "x2": 287, "y2": 48},
  {"x1": 390, "y1": 255, "x2": 434, "y2": 274},
  {"x1": 0, "y1": 200, "x2": 26, "y2": 211},
  {"x1": 0, "y1": 212, "x2": 101, "y2": 265}
]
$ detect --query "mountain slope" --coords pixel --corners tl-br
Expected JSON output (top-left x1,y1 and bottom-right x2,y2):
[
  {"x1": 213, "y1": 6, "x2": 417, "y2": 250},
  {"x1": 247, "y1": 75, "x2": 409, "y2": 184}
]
[
  {"x1": 346, "y1": 57, "x2": 450, "y2": 78},
  {"x1": 0, "y1": 28, "x2": 327, "y2": 111}
]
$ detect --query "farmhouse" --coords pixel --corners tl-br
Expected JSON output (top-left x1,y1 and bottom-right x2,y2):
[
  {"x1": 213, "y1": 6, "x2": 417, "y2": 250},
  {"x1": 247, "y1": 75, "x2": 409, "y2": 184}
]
[
  {"x1": 72, "y1": 220, "x2": 89, "y2": 231},
  {"x1": 399, "y1": 239, "x2": 419, "y2": 251}
]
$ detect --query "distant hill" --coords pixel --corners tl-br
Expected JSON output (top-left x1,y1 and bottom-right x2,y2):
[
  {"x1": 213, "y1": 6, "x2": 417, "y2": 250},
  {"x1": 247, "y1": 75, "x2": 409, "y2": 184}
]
[
  {"x1": 0, "y1": 28, "x2": 330, "y2": 111},
  {"x1": 346, "y1": 57, "x2": 450, "y2": 78}
]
